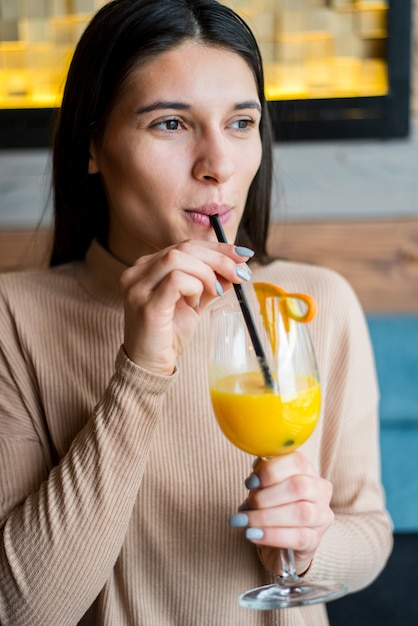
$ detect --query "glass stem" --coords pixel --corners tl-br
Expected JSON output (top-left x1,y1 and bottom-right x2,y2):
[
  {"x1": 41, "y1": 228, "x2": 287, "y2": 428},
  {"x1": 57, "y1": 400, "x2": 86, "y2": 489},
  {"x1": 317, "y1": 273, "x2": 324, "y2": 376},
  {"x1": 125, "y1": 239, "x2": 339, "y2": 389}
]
[{"x1": 279, "y1": 548, "x2": 300, "y2": 582}]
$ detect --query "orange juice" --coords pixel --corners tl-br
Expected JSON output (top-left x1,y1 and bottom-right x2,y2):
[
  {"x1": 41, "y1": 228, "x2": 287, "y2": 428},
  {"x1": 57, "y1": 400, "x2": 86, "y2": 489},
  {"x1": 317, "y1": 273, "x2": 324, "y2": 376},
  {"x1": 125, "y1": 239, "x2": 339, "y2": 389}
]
[{"x1": 210, "y1": 372, "x2": 320, "y2": 457}]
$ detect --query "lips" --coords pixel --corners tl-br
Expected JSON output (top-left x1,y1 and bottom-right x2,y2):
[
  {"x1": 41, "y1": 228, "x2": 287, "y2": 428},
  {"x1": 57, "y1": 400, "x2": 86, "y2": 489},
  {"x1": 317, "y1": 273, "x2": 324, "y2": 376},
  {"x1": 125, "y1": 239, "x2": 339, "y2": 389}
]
[
  {"x1": 188, "y1": 204, "x2": 231, "y2": 217},
  {"x1": 185, "y1": 205, "x2": 232, "y2": 227}
]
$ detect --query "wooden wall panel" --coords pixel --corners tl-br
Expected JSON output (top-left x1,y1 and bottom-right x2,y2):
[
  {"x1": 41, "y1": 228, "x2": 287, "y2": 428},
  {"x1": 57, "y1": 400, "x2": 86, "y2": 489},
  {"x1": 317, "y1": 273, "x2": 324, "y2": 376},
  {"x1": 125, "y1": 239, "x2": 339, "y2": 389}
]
[
  {"x1": 1, "y1": 218, "x2": 418, "y2": 313},
  {"x1": 268, "y1": 219, "x2": 418, "y2": 313},
  {"x1": 0, "y1": 228, "x2": 51, "y2": 272}
]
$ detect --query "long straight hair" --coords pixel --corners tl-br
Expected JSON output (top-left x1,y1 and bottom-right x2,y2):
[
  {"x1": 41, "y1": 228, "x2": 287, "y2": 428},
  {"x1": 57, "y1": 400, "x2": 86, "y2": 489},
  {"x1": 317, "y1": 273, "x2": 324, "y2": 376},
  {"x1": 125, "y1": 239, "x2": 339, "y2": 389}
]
[{"x1": 50, "y1": 0, "x2": 273, "y2": 266}]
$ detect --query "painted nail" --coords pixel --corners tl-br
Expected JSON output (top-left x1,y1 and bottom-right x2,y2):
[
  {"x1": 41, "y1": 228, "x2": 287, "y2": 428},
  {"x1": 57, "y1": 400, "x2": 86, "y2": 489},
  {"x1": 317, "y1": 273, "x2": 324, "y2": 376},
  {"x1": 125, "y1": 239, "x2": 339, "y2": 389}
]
[
  {"x1": 238, "y1": 502, "x2": 250, "y2": 512},
  {"x1": 245, "y1": 474, "x2": 260, "y2": 490},
  {"x1": 243, "y1": 263, "x2": 252, "y2": 275},
  {"x1": 215, "y1": 280, "x2": 224, "y2": 297},
  {"x1": 229, "y1": 513, "x2": 249, "y2": 528},
  {"x1": 246, "y1": 527, "x2": 264, "y2": 541},
  {"x1": 235, "y1": 246, "x2": 255, "y2": 258},
  {"x1": 236, "y1": 267, "x2": 251, "y2": 281},
  {"x1": 194, "y1": 297, "x2": 201, "y2": 310},
  {"x1": 252, "y1": 457, "x2": 262, "y2": 469}
]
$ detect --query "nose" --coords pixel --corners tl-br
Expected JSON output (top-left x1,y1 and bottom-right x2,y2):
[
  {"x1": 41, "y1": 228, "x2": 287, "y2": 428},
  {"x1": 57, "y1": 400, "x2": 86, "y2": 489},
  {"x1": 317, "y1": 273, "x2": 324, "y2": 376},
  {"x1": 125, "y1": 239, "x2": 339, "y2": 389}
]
[{"x1": 192, "y1": 129, "x2": 234, "y2": 184}]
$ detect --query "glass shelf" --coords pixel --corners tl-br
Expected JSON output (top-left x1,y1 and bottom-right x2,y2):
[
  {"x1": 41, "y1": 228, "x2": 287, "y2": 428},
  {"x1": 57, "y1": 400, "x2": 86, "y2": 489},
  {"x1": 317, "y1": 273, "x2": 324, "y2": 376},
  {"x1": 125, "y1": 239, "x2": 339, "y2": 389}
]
[
  {"x1": 0, "y1": 0, "x2": 389, "y2": 109},
  {"x1": 0, "y1": 0, "x2": 105, "y2": 109},
  {"x1": 0, "y1": 0, "x2": 411, "y2": 145},
  {"x1": 226, "y1": 0, "x2": 389, "y2": 101}
]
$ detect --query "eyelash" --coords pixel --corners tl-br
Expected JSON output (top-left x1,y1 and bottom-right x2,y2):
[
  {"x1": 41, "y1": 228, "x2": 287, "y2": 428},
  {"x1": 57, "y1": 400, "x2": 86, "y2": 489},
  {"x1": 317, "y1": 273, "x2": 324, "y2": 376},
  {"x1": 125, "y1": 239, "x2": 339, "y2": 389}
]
[
  {"x1": 152, "y1": 117, "x2": 184, "y2": 133},
  {"x1": 231, "y1": 118, "x2": 256, "y2": 131},
  {"x1": 151, "y1": 116, "x2": 257, "y2": 134}
]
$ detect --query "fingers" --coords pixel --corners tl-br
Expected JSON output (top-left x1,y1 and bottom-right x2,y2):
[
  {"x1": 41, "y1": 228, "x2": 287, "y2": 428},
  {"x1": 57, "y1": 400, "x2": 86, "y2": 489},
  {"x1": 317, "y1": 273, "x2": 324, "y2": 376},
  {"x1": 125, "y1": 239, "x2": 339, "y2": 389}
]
[
  {"x1": 241, "y1": 495, "x2": 331, "y2": 529},
  {"x1": 230, "y1": 453, "x2": 334, "y2": 558},
  {"x1": 124, "y1": 265, "x2": 204, "y2": 319},
  {"x1": 246, "y1": 472, "x2": 332, "y2": 514},
  {"x1": 119, "y1": 240, "x2": 254, "y2": 373},
  {"x1": 121, "y1": 240, "x2": 252, "y2": 301},
  {"x1": 248, "y1": 452, "x2": 315, "y2": 489},
  {"x1": 242, "y1": 522, "x2": 327, "y2": 557}
]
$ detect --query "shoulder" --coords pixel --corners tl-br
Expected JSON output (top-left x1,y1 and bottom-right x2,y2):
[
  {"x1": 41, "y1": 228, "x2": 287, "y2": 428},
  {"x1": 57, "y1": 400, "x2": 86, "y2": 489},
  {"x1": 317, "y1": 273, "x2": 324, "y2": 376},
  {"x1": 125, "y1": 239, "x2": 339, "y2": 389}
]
[
  {"x1": 0, "y1": 263, "x2": 82, "y2": 317},
  {"x1": 252, "y1": 259, "x2": 359, "y2": 310},
  {"x1": 251, "y1": 259, "x2": 369, "y2": 346},
  {"x1": 0, "y1": 263, "x2": 75, "y2": 290}
]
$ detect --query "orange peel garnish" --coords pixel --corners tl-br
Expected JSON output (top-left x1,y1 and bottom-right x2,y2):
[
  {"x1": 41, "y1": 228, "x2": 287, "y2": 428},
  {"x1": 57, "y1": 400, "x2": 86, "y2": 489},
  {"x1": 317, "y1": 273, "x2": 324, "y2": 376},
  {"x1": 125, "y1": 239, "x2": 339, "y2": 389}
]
[{"x1": 253, "y1": 282, "x2": 317, "y2": 336}]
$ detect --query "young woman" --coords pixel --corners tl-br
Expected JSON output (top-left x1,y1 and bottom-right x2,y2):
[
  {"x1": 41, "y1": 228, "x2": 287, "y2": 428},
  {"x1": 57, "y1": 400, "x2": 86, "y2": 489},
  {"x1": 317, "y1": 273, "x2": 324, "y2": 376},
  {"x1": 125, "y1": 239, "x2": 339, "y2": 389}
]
[{"x1": 0, "y1": 1, "x2": 392, "y2": 624}]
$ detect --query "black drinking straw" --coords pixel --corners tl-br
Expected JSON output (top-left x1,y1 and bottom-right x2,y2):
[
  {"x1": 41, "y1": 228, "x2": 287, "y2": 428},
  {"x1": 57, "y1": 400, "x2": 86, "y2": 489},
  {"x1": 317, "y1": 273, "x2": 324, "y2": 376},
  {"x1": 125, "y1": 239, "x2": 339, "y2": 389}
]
[{"x1": 210, "y1": 214, "x2": 276, "y2": 390}]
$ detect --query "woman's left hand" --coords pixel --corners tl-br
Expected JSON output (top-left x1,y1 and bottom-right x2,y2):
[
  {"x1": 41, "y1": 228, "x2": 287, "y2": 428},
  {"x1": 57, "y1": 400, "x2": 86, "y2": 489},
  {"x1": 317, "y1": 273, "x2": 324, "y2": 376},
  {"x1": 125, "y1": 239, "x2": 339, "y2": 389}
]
[{"x1": 230, "y1": 452, "x2": 334, "y2": 576}]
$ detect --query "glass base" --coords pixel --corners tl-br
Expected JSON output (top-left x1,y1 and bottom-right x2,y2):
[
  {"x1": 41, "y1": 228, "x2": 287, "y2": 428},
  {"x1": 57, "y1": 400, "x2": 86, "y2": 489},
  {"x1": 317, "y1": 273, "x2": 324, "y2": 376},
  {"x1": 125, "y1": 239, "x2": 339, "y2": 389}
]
[{"x1": 238, "y1": 580, "x2": 348, "y2": 610}]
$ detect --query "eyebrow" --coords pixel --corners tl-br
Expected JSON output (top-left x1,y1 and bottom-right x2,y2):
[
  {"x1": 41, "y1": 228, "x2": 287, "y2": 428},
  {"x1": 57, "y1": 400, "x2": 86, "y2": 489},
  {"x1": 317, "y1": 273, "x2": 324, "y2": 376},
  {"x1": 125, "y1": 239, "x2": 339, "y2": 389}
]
[
  {"x1": 135, "y1": 99, "x2": 262, "y2": 115},
  {"x1": 234, "y1": 100, "x2": 262, "y2": 114},
  {"x1": 136, "y1": 101, "x2": 190, "y2": 115}
]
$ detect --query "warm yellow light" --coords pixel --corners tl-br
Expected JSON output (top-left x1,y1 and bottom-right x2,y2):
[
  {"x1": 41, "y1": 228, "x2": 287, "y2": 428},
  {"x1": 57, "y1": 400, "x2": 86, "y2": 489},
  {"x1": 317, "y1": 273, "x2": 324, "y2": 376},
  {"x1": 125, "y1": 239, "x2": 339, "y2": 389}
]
[{"x1": 0, "y1": 1, "x2": 389, "y2": 108}]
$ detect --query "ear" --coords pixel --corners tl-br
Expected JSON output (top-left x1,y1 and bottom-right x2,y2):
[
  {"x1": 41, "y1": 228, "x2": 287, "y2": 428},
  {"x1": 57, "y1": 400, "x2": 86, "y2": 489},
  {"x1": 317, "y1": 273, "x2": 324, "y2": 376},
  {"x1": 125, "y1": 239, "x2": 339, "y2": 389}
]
[{"x1": 88, "y1": 140, "x2": 100, "y2": 174}]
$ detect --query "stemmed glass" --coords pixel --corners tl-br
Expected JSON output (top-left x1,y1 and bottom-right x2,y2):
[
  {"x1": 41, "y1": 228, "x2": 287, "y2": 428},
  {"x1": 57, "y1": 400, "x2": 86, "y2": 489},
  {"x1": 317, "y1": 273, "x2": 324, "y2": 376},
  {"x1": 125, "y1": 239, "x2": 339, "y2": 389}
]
[{"x1": 208, "y1": 287, "x2": 347, "y2": 609}]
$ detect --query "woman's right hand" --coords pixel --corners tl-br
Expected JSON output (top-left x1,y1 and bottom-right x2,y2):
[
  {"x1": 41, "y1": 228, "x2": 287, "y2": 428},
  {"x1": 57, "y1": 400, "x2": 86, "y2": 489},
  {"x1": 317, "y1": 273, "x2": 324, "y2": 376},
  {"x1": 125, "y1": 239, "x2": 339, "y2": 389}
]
[{"x1": 120, "y1": 240, "x2": 253, "y2": 375}]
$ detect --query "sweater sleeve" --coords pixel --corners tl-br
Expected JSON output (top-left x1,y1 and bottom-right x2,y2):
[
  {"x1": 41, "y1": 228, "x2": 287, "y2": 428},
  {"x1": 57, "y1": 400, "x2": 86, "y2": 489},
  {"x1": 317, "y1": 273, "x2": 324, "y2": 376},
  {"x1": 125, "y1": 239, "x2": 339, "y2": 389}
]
[
  {"x1": 0, "y1": 332, "x2": 175, "y2": 625},
  {"x1": 253, "y1": 263, "x2": 393, "y2": 593},
  {"x1": 305, "y1": 270, "x2": 393, "y2": 592}
]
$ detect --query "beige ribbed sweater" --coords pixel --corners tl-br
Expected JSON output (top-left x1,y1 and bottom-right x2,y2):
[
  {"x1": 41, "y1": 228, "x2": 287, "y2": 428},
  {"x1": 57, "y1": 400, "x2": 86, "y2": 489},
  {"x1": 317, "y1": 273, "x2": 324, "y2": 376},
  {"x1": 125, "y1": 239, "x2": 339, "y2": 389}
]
[{"x1": 0, "y1": 241, "x2": 392, "y2": 626}]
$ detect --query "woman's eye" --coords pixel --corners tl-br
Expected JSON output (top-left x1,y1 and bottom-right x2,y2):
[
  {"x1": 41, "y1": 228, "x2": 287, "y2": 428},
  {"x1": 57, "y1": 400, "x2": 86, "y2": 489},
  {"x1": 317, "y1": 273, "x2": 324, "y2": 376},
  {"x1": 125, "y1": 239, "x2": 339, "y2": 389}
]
[
  {"x1": 230, "y1": 118, "x2": 256, "y2": 130},
  {"x1": 165, "y1": 119, "x2": 180, "y2": 131},
  {"x1": 153, "y1": 118, "x2": 184, "y2": 132}
]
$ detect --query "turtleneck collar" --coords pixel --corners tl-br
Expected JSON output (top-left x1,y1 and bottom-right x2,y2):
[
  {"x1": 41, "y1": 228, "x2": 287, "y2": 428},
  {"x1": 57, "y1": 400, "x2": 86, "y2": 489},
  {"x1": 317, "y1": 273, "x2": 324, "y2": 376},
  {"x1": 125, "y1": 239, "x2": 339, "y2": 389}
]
[{"x1": 73, "y1": 240, "x2": 128, "y2": 309}]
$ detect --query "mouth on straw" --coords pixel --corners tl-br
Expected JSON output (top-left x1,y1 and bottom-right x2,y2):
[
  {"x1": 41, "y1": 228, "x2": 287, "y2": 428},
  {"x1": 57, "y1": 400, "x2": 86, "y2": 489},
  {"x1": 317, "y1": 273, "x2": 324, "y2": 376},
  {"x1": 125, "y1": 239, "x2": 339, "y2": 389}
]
[{"x1": 209, "y1": 214, "x2": 276, "y2": 391}]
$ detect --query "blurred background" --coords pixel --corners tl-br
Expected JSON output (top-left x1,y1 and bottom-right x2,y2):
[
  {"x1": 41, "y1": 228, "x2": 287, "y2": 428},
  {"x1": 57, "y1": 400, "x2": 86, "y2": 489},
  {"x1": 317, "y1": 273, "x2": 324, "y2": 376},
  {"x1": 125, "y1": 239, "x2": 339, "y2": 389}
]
[{"x1": 0, "y1": 1, "x2": 417, "y2": 623}]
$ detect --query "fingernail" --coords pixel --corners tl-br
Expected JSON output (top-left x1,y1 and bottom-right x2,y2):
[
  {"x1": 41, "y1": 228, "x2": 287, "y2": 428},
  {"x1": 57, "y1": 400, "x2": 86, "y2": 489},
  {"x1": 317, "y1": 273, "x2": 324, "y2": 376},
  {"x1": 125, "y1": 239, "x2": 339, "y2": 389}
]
[
  {"x1": 245, "y1": 474, "x2": 260, "y2": 490},
  {"x1": 194, "y1": 297, "x2": 200, "y2": 310},
  {"x1": 238, "y1": 502, "x2": 250, "y2": 511},
  {"x1": 215, "y1": 280, "x2": 224, "y2": 297},
  {"x1": 229, "y1": 513, "x2": 249, "y2": 528},
  {"x1": 252, "y1": 457, "x2": 261, "y2": 469},
  {"x1": 235, "y1": 246, "x2": 255, "y2": 258},
  {"x1": 246, "y1": 527, "x2": 264, "y2": 540},
  {"x1": 243, "y1": 263, "x2": 252, "y2": 275},
  {"x1": 236, "y1": 267, "x2": 251, "y2": 281}
]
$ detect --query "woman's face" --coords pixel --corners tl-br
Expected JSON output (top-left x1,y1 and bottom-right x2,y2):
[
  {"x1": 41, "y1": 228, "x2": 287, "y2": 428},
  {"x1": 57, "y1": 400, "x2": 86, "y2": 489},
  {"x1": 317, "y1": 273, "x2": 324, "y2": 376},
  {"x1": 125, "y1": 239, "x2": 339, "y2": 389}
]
[{"x1": 89, "y1": 40, "x2": 263, "y2": 264}]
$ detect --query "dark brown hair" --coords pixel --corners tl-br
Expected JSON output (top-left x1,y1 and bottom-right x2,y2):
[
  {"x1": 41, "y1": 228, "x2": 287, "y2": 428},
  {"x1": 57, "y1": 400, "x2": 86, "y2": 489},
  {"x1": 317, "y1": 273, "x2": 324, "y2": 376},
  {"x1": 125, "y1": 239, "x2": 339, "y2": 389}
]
[{"x1": 50, "y1": 0, "x2": 273, "y2": 266}]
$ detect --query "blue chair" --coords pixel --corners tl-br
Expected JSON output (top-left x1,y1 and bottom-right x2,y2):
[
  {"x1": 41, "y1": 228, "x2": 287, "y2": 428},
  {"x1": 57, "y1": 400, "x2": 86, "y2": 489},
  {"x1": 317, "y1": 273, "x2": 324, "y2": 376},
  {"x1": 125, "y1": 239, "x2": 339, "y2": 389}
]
[
  {"x1": 368, "y1": 314, "x2": 418, "y2": 532},
  {"x1": 327, "y1": 315, "x2": 418, "y2": 625}
]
